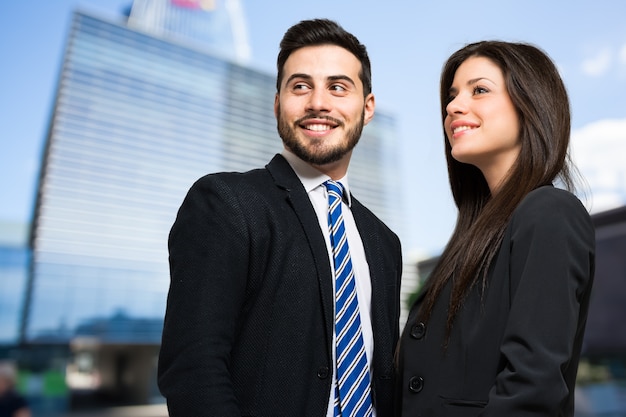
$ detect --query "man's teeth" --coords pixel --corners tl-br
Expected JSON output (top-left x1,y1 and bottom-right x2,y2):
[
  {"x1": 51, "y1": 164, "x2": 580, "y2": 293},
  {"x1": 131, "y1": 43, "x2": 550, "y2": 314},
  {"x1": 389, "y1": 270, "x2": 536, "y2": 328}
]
[{"x1": 306, "y1": 124, "x2": 332, "y2": 132}]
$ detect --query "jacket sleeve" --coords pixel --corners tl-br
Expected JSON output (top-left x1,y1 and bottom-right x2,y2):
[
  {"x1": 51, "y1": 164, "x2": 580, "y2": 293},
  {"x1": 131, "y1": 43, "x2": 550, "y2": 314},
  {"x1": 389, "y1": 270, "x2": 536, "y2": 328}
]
[
  {"x1": 158, "y1": 175, "x2": 249, "y2": 417},
  {"x1": 483, "y1": 188, "x2": 595, "y2": 416}
]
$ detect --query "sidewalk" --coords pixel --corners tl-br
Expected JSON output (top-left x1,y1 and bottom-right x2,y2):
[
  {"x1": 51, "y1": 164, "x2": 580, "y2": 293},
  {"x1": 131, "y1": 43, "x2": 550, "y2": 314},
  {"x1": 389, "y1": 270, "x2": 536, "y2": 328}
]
[{"x1": 57, "y1": 404, "x2": 168, "y2": 417}]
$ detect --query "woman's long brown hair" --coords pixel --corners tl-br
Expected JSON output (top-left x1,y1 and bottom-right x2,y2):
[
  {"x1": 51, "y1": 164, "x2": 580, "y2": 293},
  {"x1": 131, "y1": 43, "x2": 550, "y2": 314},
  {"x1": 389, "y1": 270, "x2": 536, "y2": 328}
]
[{"x1": 417, "y1": 41, "x2": 577, "y2": 338}]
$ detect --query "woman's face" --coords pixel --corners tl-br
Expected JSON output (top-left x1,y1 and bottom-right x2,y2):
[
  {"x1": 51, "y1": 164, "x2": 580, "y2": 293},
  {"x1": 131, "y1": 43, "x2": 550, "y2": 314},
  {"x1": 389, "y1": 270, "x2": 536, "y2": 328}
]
[{"x1": 444, "y1": 56, "x2": 521, "y2": 191}]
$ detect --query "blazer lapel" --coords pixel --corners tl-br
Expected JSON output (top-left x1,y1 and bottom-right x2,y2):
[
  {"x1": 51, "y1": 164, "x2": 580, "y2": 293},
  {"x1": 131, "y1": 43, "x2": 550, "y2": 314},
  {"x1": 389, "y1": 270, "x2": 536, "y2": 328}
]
[{"x1": 266, "y1": 154, "x2": 335, "y2": 356}]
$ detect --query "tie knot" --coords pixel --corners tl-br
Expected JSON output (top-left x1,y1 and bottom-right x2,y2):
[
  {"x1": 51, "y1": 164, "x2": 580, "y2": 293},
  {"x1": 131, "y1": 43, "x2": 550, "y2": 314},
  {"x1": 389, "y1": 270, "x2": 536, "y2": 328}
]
[{"x1": 325, "y1": 180, "x2": 344, "y2": 201}]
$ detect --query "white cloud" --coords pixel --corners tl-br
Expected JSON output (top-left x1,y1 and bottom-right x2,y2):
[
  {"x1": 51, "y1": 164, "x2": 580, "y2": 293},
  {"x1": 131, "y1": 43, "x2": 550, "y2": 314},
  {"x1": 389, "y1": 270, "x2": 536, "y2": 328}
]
[
  {"x1": 570, "y1": 119, "x2": 626, "y2": 213},
  {"x1": 581, "y1": 47, "x2": 612, "y2": 77}
]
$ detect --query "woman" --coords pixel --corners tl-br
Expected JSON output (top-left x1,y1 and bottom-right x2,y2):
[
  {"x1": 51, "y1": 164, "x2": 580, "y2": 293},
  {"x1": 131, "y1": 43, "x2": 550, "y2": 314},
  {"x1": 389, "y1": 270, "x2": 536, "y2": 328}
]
[{"x1": 396, "y1": 41, "x2": 595, "y2": 416}]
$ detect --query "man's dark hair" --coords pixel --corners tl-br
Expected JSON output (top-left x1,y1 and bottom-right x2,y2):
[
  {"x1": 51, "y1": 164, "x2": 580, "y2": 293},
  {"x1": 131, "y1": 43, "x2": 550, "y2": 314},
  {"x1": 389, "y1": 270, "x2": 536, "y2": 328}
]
[{"x1": 276, "y1": 18, "x2": 372, "y2": 96}]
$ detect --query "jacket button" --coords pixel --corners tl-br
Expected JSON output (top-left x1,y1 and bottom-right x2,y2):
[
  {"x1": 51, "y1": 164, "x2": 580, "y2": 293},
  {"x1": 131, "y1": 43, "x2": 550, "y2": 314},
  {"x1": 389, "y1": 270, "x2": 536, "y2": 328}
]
[
  {"x1": 410, "y1": 322, "x2": 426, "y2": 339},
  {"x1": 317, "y1": 366, "x2": 329, "y2": 379},
  {"x1": 408, "y1": 376, "x2": 424, "y2": 393}
]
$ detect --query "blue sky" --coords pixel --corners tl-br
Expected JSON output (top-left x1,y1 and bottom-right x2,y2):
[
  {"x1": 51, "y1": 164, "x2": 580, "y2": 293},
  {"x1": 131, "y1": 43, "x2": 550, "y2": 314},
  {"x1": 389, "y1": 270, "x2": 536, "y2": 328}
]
[{"x1": 1, "y1": 1, "x2": 626, "y2": 256}]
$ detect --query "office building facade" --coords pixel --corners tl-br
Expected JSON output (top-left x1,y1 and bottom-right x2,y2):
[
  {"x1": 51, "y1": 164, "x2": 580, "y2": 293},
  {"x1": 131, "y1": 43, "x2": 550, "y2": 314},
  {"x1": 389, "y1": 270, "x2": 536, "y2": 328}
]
[
  {"x1": 28, "y1": 9, "x2": 271, "y2": 343},
  {"x1": 128, "y1": 0, "x2": 251, "y2": 64}
]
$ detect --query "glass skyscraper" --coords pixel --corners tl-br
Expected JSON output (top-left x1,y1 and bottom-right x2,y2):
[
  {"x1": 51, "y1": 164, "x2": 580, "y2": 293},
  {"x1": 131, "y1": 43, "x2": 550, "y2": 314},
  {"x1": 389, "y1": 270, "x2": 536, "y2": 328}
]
[
  {"x1": 27, "y1": 10, "x2": 269, "y2": 343},
  {"x1": 128, "y1": 0, "x2": 251, "y2": 64}
]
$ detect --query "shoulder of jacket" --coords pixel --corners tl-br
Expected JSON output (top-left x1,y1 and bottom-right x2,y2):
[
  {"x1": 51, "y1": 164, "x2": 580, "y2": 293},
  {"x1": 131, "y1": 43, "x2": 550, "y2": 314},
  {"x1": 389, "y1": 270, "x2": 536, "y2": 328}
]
[
  {"x1": 517, "y1": 185, "x2": 586, "y2": 213},
  {"x1": 192, "y1": 167, "x2": 269, "y2": 188}
]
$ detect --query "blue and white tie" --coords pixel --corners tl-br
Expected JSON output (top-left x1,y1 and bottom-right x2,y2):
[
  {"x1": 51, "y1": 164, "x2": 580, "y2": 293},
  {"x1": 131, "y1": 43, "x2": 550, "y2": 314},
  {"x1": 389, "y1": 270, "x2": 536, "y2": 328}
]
[{"x1": 325, "y1": 180, "x2": 373, "y2": 417}]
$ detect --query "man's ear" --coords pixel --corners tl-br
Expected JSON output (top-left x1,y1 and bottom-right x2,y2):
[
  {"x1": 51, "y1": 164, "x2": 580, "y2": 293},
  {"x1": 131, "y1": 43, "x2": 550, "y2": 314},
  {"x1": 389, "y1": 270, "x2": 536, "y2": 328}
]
[
  {"x1": 363, "y1": 93, "x2": 375, "y2": 125},
  {"x1": 274, "y1": 94, "x2": 280, "y2": 118}
]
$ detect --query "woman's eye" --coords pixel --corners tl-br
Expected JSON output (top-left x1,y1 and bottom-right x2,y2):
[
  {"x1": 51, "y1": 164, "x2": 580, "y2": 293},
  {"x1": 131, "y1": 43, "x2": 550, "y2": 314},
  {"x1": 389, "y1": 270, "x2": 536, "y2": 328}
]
[{"x1": 473, "y1": 86, "x2": 489, "y2": 95}]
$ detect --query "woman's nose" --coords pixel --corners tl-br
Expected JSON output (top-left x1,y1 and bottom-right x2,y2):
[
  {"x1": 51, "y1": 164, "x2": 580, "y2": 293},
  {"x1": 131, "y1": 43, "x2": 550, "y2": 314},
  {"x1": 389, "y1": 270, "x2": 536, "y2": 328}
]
[{"x1": 446, "y1": 94, "x2": 467, "y2": 115}]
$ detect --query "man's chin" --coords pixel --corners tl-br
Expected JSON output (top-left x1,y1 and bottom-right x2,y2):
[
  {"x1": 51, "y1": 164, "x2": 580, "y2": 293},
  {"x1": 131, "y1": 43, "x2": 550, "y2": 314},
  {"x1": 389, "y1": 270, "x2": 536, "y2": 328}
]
[{"x1": 288, "y1": 146, "x2": 347, "y2": 166}]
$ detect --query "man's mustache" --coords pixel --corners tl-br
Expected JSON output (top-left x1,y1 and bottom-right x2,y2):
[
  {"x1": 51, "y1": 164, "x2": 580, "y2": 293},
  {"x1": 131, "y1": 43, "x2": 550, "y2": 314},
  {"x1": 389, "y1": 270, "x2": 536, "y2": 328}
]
[{"x1": 295, "y1": 114, "x2": 344, "y2": 127}]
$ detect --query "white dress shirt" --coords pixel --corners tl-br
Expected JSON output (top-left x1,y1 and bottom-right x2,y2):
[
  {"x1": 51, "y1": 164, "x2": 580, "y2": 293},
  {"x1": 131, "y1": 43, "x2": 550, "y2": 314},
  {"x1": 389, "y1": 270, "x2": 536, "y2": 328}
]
[{"x1": 281, "y1": 150, "x2": 375, "y2": 417}]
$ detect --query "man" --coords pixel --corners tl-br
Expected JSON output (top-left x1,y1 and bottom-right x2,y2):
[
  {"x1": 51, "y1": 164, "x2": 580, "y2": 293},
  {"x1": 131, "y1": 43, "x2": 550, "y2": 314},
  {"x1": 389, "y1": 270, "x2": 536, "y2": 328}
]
[
  {"x1": 0, "y1": 361, "x2": 31, "y2": 417},
  {"x1": 158, "y1": 18, "x2": 402, "y2": 417}
]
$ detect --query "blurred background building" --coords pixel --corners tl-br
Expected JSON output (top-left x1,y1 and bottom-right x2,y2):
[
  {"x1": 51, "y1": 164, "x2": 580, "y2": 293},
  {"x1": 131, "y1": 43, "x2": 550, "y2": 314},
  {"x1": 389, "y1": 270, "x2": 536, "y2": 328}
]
[
  {"x1": 1, "y1": 0, "x2": 625, "y2": 416},
  {"x1": 0, "y1": 222, "x2": 30, "y2": 345}
]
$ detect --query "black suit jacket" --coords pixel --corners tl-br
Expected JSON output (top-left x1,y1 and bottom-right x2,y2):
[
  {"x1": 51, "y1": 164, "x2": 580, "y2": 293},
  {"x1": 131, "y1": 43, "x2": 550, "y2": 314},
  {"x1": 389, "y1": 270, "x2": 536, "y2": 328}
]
[
  {"x1": 158, "y1": 154, "x2": 403, "y2": 417},
  {"x1": 397, "y1": 186, "x2": 595, "y2": 417}
]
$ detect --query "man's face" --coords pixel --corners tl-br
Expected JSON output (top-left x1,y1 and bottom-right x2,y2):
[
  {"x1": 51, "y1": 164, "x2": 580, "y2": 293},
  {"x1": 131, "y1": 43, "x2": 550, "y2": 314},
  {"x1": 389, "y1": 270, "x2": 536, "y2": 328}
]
[{"x1": 274, "y1": 44, "x2": 375, "y2": 177}]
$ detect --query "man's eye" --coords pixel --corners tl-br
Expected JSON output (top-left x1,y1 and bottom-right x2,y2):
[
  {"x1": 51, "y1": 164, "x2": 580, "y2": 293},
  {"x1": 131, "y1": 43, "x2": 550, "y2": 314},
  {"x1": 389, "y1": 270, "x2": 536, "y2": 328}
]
[{"x1": 330, "y1": 85, "x2": 346, "y2": 92}]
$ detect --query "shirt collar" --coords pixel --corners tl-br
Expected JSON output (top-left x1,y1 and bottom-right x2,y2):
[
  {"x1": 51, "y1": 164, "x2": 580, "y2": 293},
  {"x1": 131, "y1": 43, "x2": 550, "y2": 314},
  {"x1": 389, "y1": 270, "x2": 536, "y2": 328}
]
[{"x1": 281, "y1": 149, "x2": 352, "y2": 206}]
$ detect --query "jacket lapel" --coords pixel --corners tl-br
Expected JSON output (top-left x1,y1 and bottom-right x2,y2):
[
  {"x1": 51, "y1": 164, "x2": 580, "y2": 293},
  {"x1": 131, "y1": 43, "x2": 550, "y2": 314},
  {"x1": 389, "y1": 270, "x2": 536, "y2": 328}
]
[{"x1": 266, "y1": 154, "x2": 335, "y2": 357}]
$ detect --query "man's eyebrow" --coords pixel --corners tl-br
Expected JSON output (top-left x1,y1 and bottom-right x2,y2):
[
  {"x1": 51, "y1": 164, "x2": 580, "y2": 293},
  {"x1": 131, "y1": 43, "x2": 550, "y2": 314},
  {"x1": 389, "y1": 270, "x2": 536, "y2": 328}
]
[
  {"x1": 285, "y1": 73, "x2": 312, "y2": 85},
  {"x1": 284, "y1": 73, "x2": 356, "y2": 87},
  {"x1": 328, "y1": 75, "x2": 356, "y2": 87}
]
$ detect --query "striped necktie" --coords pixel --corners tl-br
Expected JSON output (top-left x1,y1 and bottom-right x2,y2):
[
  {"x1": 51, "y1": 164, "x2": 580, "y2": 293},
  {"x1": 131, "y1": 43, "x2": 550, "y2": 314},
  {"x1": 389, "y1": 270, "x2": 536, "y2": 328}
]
[{"x1": 325, "y1": 180, "x2": 373, "y2": 417}]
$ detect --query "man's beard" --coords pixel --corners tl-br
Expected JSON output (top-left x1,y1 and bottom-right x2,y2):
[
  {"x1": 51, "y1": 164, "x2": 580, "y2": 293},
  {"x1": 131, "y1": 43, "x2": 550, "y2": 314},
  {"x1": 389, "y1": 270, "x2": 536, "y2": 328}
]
[{"x1": 277, "y1": 107, "x2": 365, "y2": 166}]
